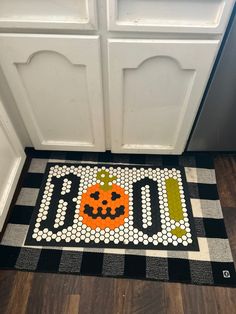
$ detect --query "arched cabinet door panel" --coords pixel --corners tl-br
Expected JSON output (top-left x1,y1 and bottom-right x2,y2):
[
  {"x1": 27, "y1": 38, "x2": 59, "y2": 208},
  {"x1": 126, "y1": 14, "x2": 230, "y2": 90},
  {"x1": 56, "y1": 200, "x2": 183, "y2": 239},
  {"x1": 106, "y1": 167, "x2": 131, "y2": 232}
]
[
  {"x1": 108, "y1": 39, "x2": 219, "y2": 154},
  {"x1": 0, "y1": 35, "x2": 105, "y2": 151}
]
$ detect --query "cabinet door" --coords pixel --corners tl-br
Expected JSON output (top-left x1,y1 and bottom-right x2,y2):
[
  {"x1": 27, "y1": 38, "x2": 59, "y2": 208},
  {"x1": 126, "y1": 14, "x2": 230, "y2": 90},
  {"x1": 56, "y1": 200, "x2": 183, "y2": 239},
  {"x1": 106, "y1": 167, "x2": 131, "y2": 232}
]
[
  {"x1": 0, "y1": 0, "x2": 97, "y2": 30},
  {"x1": 0, "y1": 35, "x2": 105, "y2": 151},
  {"x1": 107, "y1": 0, "x2": 235, "y2": 34},
  {"x1": 0, "y1": 100, "x2": 25, "y2": 230},
  {"x1": 108, "y1": 39, "x2": 219, "y2": 154}
]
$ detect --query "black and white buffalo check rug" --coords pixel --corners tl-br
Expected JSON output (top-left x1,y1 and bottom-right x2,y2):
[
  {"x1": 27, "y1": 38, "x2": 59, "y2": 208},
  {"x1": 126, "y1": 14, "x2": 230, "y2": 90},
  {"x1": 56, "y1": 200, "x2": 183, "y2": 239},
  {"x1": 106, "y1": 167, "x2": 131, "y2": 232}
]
[{"x1": 0, "y1": 149, "x2": 236, "y2": 287}]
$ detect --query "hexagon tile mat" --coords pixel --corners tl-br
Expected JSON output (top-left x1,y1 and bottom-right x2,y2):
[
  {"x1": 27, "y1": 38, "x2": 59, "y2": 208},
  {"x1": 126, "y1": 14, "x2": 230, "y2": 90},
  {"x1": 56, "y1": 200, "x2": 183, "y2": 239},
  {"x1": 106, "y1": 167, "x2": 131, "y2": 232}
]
[{"x1": 0, "y1": 149, "x2": 236, "y2": 287}]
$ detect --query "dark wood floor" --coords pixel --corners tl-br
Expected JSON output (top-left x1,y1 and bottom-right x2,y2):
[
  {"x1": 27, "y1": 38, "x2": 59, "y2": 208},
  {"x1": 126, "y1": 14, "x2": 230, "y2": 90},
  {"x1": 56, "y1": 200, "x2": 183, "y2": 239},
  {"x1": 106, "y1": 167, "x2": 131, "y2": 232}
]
[{"x1": 0, "y1": 155, "x2": 236, "y2": 314}]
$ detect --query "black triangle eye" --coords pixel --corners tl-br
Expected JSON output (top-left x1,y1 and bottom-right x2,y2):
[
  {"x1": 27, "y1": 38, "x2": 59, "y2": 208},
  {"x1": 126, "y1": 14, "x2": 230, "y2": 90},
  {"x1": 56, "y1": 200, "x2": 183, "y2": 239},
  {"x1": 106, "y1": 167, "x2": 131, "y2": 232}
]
[
  {"x1": 111, "y1": 192, "x2": 121, "y2": 201},
  {"x1": 90, "y1": 191, "x2": 100, "y2": 200}
]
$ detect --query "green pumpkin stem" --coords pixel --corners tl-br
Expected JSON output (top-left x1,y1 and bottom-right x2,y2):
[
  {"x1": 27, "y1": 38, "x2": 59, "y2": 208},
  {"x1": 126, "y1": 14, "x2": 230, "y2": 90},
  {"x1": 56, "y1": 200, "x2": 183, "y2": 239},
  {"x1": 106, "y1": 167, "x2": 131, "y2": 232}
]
[{"x1": 96, "y1": 170, "x2": 117, "y2": 191}]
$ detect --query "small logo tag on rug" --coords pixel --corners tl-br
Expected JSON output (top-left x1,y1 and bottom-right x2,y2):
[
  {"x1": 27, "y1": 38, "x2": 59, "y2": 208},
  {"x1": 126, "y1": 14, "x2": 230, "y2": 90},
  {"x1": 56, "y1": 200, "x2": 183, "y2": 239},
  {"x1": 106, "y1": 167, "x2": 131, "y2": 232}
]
[{"x1": 223, "y1": 270, "x2": 231, "y2": 278}]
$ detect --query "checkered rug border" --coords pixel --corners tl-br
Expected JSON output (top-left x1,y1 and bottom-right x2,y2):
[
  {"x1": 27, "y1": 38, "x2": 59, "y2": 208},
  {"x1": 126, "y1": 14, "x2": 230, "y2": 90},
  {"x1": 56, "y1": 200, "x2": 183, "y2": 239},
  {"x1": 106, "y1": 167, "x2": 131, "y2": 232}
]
[{"x1": 0, "y1": 149, "x2": 236, "y2": 287}]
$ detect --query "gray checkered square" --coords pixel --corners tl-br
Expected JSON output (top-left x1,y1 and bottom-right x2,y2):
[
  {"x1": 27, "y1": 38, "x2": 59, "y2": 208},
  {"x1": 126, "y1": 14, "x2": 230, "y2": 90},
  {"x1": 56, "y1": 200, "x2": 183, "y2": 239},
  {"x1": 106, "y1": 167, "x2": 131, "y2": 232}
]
[
  {"x1": 102, "y1": 254, "x2": 125, "y2": 276},
  {"x1": 146, "y1": 257, "x2": 169, "y2": 280},
  {"x1": 190, "y1": 260, "x2": 214, "y2": 285},
  {"x1": 179, "y1": 155, "x2": 196, "y2": 168},
  {"x1": 15, "y1": 247, "x2": 41, "y2": 270},
  {"x1": 194, "y1": 218, "x2": 206, "y2": 237},
  {"x1": 59, "y1": 251, "x2": 83, "y2": 273}
]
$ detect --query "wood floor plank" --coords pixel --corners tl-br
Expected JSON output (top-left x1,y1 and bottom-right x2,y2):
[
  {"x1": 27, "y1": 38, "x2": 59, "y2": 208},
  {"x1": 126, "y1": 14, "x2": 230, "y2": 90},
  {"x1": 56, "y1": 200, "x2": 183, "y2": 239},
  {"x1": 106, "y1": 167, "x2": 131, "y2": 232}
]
[
  {"x1": 181, "y1": 285, "x2": 219, "y2": 314},
  {"x1": 0, "y1": 270, "x2": 17, "y2": 313},
  {"x1": 164, "y1": 283, "x2": 184, "y2": 314},
  {"x1": 78, "y1": 276, "x2": 115, "y2": 314},
  {"x1": 112, "y1": 279, "x2": 132, "y2": 314},
  {"x1": 64, "y1": 295, "x2": 80, "y2": 314},
  {"x1": 6, "y1": 271, "x2": 33, "y2": 314},
  {"x1": 25, "y1": 273, "x2": 81, "y2": 314},
  {"x1": 222, "y1": 207, "x2": 236, "y2": 266},
  {"x1": 114, "y1": 280, "x2": 166, "y2": 314},
  {"x1": 214, "y1": 155, "x2": 236, "y2": 208},
  {"x1": 214, "y1": 287, "x2": 236, "y2": 314}
]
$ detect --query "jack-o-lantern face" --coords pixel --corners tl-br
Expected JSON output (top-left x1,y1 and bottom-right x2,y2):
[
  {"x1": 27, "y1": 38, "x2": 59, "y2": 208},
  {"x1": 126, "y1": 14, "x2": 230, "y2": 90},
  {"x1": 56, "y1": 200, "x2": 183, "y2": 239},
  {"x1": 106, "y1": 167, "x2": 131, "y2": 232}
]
[{"x1": 79, "y1": 170, "x2": 129, "y2": 230}]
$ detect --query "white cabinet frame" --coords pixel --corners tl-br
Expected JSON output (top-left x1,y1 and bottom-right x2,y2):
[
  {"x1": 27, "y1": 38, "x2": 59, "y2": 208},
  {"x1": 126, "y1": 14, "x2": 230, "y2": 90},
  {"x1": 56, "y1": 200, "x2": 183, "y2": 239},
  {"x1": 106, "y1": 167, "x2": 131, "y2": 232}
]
[{"x1": 0, "y1": 100, "x2": 25, "y2": 231}]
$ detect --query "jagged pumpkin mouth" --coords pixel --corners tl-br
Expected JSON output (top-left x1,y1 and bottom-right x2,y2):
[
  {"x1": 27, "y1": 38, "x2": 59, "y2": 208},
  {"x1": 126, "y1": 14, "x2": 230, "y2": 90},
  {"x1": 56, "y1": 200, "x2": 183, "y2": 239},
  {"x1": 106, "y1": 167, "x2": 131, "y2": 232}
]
[{"x1": 83, "y1": 204, "x2": 125, "y2": 219}]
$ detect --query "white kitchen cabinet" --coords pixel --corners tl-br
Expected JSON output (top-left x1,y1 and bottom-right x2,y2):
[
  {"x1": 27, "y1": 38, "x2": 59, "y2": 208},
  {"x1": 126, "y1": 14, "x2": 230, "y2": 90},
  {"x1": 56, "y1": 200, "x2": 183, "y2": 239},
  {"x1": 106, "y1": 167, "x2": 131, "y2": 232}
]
[
  {"x1": 0, "y1": 34, "x2": 105, "y2": 151},
  {"x1": 108, "y1": 39, "x2": 219, "y2": 154},
  {"x1": 0, "y1": 1, "x2": 233, "y2": 155},
  {"x1": 0, "y1": 99, "x2": 25, "y2": 230}
]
